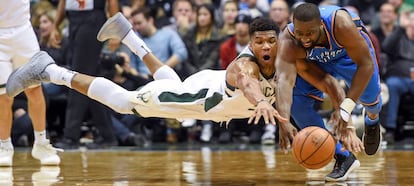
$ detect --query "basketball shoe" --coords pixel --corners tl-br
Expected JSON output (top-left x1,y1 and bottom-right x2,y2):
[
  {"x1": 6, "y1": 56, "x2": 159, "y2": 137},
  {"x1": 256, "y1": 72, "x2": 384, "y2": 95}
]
[
  {"x1": 97, "y1": 12, "x2": 132, "y2": 42},
  {"x1": 261, "y1": 125, "x2": 276, "y2": 145},
  {"x1": 0, "y1": 147, "x2": 13, "y2": 166},
  {"x1": 6, "y1": 51, "x2": 55, "y2": 97},
  {"x1": 363, "y1": 123, "x2": 382, "y2": 155},
  {"x1": 325, "y1": 153, "x2": 360, "y2": 181},
  {"x1": 32, "y1": 141, "x2": 63, "y2": 165}
]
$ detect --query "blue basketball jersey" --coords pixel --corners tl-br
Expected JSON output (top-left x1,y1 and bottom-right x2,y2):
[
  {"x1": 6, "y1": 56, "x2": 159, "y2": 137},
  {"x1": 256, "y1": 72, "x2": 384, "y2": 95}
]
[{"x1": 287, "y1": 5, "x2": 381, "y2": 105}]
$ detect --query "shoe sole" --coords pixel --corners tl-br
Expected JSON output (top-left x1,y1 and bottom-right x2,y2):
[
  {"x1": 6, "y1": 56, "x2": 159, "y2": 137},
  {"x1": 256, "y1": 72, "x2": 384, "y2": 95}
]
[
  {"x1": 325, "y1": 159, "x2": 361, "y2": 182},
  {"x1": 97, "y1": 12, "x2": 132, "y2": 42},
  {"x1": 261, "y1": 139, "x2": 275, "y2": 145}
]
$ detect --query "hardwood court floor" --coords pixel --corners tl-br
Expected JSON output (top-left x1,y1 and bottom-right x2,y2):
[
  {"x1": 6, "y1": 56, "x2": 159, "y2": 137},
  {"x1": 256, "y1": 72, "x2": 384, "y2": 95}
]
[{"x1": 2, "y1": 141, "x2": 414, "y2": 186}]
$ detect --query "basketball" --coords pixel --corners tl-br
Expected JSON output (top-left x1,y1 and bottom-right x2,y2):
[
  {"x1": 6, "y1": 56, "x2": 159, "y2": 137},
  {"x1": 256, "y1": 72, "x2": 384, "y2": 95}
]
[{"x1": 292, "y1": 126, "x2": 336, "y2": 169}]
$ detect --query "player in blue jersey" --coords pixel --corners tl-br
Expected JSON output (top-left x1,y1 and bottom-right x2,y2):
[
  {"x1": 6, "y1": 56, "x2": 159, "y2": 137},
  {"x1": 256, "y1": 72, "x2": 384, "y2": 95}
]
[{"x1": 275, "y1": 3, "x2": 382, "y2": 181}]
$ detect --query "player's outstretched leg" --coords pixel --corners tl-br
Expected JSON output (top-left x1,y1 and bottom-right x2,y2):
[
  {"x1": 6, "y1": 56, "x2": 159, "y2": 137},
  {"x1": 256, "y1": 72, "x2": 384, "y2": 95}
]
[
  {"x1": 97, "y1": 12, "x2": 132, "y2": 42},
  {"x1": 6, "y1": 51, "x2": 55, "y2": 97}
]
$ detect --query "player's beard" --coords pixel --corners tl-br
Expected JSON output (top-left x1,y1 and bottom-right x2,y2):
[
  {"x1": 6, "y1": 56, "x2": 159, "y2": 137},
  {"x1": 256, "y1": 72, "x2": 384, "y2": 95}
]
[{"x1": 298, "y1": 28, "x2": 323, "y2": 49}]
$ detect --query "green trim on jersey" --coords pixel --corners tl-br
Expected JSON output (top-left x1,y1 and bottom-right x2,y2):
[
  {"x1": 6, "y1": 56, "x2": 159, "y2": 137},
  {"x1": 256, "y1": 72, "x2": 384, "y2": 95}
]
[
  {"x1": 159, "y1": 89, "x2": 208, "y2": 103},
  {"x1": 204, "y1": 92, "x2": 223, "y2": 112},
  {"x1": 158, "y1": 89, "x2": 223, "y2": 112}
]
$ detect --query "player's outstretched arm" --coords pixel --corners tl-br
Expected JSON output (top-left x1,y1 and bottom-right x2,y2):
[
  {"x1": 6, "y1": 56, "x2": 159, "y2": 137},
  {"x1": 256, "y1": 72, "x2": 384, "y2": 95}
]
[
  {"x1": 274, "y1": 29, "x2": 300, "y2": 153},
  {"x1": 226, "y1": 57, "x2": 287, "y2": 126}
]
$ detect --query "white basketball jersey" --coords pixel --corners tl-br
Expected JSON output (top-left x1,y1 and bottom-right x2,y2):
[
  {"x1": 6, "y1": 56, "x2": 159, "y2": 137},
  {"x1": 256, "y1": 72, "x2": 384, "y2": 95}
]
[
  {"x1": 0, "y1": 0, "x2": 30, "y2": 28},
  {"x1": 130, "y1": 46, "x2": 276, "y2": 122}
]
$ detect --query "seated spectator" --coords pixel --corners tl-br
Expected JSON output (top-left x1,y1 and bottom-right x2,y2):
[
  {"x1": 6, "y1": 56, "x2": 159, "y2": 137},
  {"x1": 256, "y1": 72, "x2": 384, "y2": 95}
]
[
  {"x1": 218, "y1": 0, "x2": 238, "y2": 38},
  {"x1": 163, "y1": 0, "x2": 195, "y2": 37},
  {"x1": 219, "y1": 13, "x2": 251, "y2": 69},
  {"x1": 381, "y1": 11, "x2": 414, "y2": 143}
]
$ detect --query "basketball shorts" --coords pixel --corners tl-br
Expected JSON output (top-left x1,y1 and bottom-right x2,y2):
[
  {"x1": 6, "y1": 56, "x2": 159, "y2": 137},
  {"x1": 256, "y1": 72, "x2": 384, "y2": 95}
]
[{"x1": 0, "y1": 21, "x2": 40, "y2": 95}]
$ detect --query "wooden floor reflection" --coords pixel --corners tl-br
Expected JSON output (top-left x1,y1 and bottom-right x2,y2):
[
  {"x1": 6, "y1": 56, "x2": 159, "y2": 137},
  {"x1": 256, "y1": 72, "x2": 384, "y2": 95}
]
[{"x1": 2, "y1": 144, "x2": 413, "y2": 185}]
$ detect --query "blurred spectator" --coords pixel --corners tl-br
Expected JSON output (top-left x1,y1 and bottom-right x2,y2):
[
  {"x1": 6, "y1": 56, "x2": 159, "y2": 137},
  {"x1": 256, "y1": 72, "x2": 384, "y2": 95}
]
[
  {"x1": 163, "y1": 0, "x2": 195, "y2": 36},
  {"x1": 347, "y1": 0, "x2": 386, "y2": 27},
  {"x1": 398, "y1": 1, "x2": 414, "y2": 28},
  {"x1": 269, "y1": 0, "x2": 290, "y2": 30},
  {"x1": 219, "y1": 13, "x2": 251, "y2": 69},
  {"x1": 180, "y1": 3, "x2": 224, "y2": 142},
  {"x1": 31, "y1": 0, "x2": 56, "y2": 27},
  {"x1": 238, "y1": 0, "x2": 264, "y2": 18},
  {"x1": 180, "y1": 3, "x2": 223, "y2": 78},
  {"x1": 50, "y1": 0, "x2": 119, "y2": 149},
  {"x1": 145, "y1": 0, "x2": 175, "y2": 28},
  {"x1": 381, "y1": 11, "x2": 414, "y2": 143},
  {"x1": 371, "y1": 3, "x2": 398, "y2": 44},
  {"x1": 130, "y1": 7, "x2": 187, "y2": 75},
  {"x1": 388, "y1": 0, "x2": 403, "y2": 11},
  {"x1": 218, "y1": 0, "x2": 238, "y2": 38}
]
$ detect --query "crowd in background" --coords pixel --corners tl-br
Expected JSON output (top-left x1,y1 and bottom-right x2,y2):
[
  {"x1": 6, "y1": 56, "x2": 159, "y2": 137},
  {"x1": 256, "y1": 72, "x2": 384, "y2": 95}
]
[{"x1": 11, "y1": 0, "x2": 414, "y2": 149}]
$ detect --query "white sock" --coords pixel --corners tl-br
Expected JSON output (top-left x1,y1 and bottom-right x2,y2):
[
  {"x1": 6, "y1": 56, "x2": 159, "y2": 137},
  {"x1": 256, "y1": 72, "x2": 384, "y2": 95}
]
[
  {"x1": 45, "y1": 64, "x2": 77, "y2": 88},
  {"x1": 122, "y1": 31, "x2": 152, "y2": 59},
  {"x1": 34, "y1": 130, "x2": 48, "y2": 145},
  {"x1": 0, "y1": 138, "x2": 13, "y2": 150},
  {"x1": 153, "y1": 65, "x2": 181, "y2": 81}
]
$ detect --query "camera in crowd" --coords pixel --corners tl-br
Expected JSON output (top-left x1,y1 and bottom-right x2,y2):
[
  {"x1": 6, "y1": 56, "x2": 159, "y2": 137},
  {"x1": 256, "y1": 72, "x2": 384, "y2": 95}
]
[{"x1": 100, "y1": 52, "x2": 125, "y2": 69}]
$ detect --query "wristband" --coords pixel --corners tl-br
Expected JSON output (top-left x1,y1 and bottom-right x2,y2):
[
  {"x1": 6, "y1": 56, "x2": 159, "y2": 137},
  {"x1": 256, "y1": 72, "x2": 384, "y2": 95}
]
[
  {"x1": 136, "y1": 41, "x2": 152, "y2": 60},
  {"x1": 255, "y1": 98, "x2": 267, "y2": 106},
  {"x1": 339, "y1": 98, "x2": 356, "y2": 122}
]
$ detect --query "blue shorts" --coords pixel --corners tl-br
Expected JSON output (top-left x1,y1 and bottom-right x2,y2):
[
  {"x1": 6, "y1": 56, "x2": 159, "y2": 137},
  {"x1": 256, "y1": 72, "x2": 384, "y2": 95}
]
[{"x1": 292, "y1": 76, "x2": 325, "y2": 129}]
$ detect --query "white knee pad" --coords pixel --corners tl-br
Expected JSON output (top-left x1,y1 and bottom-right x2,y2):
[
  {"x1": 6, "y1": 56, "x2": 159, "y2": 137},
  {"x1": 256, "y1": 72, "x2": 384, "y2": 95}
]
[{"x1": 87, "y1": 77, "x2": 136, "y2": 114}]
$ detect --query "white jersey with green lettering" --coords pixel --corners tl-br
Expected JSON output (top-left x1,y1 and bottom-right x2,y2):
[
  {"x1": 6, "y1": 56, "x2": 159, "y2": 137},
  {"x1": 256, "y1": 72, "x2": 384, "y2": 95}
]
[{"x1": 130, "y1": 47, "x2": 276, "y2": 122}]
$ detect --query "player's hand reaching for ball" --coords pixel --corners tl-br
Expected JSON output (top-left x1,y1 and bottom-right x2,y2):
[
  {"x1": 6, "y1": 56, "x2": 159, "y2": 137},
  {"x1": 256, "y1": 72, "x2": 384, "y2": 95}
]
[
  {"x1": 331, "y1": 110, "x2": 364, "y2": 153},
  {"x1": 332, "y1": 110, "x2": 350, "y2": 140},
  {"x1": 339, "y1": 126, "x2": 364, "y2": 153},
  {"x1": 278, "y1": 122, "x2": 298, "y2": 154},
  {"x1": 248, "y1": 101, "x2": 288, "y2": 125}
]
